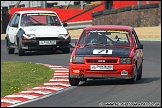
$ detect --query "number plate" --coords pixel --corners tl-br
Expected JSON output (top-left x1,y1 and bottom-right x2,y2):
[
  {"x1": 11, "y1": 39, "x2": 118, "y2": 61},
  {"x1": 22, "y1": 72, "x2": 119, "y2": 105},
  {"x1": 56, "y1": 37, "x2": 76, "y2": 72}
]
[
  {"x1": 39, "y1": 40, "x2": 56, "y2": 45},
  {"x1": 90, "y1": 65, "x2": 113, "y2": 70}
]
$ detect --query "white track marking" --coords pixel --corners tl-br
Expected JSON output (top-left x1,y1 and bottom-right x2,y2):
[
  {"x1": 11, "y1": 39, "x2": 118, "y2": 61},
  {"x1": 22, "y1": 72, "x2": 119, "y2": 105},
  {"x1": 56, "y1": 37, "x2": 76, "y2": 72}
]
[
  {"x1": 54, "y1": 70, "x2": 69, "y2": 72},
  {"x1": 32, "y1": 87, "x2": 65, "y2": 91},
  {"x1": 1, "y1": 99, "x2": 22, "y2": 104},
  {"x1": 49, "y1": 78, "x2": 69, "y2": 81},
  {"x1": 20, "y1": 90, "x2": 52, "y2": 95},
  {"x1": 53, "y1": 76, "x2": 68, "y2": 78},
  {"x1": 51, "y1": 68, "x2": 68, "y2": 70},
  {"x1": 48, "y1": 66, "x2": 64, "y2": 68},
  {"x1": 43, "y1": 82, "x2": 70, "y2": 87},
  {"x1": 5, "y1": 95, "x2": 38, "y2": 99},
  {"x1": 54, "y1": 72, "x2": 68, "y2": 76}
]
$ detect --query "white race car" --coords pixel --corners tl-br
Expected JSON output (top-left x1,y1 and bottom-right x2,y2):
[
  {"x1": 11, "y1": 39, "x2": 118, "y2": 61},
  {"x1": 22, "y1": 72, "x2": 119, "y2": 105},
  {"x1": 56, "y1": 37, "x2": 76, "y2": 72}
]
[{"x1": 5, "y1": 10, "x2": 71, "y2": 56}]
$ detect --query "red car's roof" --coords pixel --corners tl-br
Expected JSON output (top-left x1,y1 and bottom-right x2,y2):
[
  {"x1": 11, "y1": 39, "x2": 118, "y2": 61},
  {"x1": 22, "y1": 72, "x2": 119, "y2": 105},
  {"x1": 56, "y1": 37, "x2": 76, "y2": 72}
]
[{"x1": 84, "y1": 25, "x2": 133, "y2": 31}]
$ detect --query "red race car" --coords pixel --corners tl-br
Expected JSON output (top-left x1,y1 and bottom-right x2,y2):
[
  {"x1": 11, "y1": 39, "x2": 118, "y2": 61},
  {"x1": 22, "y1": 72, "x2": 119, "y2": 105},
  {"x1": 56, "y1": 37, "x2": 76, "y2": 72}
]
[{"x1": 69, "y1": 25, "x2": 144, "y2": 86}]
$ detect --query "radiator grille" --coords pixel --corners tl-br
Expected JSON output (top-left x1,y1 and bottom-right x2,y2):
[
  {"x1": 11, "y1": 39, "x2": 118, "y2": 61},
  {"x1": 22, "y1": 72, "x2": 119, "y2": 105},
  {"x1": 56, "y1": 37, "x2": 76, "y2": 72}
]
[{"x1": 86, "y1": 59, "x2": 117, "y2": 63}]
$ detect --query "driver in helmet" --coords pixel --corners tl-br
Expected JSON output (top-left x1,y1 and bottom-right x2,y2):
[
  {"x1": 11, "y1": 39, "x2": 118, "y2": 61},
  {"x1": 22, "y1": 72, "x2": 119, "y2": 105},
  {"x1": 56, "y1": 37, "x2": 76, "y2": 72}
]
[{"x1": 21, "y1": 15, "x2": 34, "y2": 26}]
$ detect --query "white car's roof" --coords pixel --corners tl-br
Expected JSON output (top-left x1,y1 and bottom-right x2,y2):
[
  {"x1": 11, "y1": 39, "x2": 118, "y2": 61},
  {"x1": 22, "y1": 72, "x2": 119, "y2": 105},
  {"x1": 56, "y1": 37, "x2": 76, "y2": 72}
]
[{"x1": 15, "y1": 10, "x2": 56, "y2": 14}]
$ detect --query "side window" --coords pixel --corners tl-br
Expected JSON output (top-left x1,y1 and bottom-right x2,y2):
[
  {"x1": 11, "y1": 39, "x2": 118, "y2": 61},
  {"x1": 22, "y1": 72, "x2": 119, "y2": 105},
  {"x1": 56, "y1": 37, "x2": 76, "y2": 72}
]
[
  {"x1": 9, "y1": 14, "x2": 18, "y2": 26},
  {"x1": 15, "y1": 14, "x2": 20, "y2": 24},
  {"x1": 78, "y1": 30, "x2": 86, "y2": 45},
  {"x1": 50, "y1": 16, "x2": 61, "y2": 26},
  {"x1": 132, "y1": 30, "x2": 140, "y2": 45}
]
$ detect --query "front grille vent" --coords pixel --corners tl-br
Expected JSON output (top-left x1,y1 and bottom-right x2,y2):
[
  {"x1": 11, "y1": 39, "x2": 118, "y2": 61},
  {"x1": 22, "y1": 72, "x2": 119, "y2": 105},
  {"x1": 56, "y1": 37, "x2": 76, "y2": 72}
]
[
  {"x1": 87, "y1": 59, "x2": 117, "y2": 63},
  {"x1": 36, "y1": 37, "x2": 59, "y2": 40}
]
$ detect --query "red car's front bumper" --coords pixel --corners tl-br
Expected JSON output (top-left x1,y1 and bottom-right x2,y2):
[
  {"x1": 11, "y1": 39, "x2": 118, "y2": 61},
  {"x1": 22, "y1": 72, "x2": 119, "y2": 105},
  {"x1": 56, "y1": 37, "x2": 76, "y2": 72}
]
[{"x1": 69, "y1": 63, "x2": 135, "y2": 79}]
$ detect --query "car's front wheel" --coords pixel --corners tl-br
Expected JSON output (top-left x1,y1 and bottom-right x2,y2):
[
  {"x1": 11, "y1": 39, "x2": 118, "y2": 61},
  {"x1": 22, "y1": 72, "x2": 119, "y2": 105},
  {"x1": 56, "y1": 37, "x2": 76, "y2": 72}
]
[
  {"x1": 18, "y1": 40, "x2": 25, "y2": 56},
  {"x1": 69, "y1": 74, "x2": 80, "y2": 86},
  {"x1": 137, "y1": 64, "x2": 142, "y2": 80},
  {"x1": 50, "y1": 49, "x2": 56, "y2": 54},
  {"x1": 127, "y1": 64, "x2": 137, "y2": 84},
  {"x1": 62, "y1": 48, "x2": 70, "y2": 53},
  {"x1": 6, "y1": 38, "x2": 15, "y2": 54}
]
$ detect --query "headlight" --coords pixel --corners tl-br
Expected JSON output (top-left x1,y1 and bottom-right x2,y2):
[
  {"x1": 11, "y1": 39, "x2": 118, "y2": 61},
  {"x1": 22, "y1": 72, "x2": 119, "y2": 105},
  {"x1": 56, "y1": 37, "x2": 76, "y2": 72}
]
[
  {"x1": 58, "y1": 33, "x2": 70, "y2": 39},
  {"x1": 70, "y1": 55, "x2": 72, "y2": 62},
  {"x1": 120, "y1": 58, "x2": 132, "y2": 64},
  {"x1": 72, "y1": 56, "x2": 84, "y2": 64},
  {"x1": 23, "y1": 34, "x2": 36, "y2": 40}
]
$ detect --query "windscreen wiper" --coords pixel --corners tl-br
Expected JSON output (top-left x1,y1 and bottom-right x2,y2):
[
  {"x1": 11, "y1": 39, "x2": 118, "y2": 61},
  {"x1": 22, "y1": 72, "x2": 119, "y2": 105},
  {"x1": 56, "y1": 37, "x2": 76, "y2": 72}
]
[
  {"x1": 113, "y1": 43, "x2": 130, "y2": 46},
  {"x1": 83, "y1": 43, "x2": 107, "y2": 47},
  {"x1": 48, "y1": 22, "x2": 61, "y2": 26}
]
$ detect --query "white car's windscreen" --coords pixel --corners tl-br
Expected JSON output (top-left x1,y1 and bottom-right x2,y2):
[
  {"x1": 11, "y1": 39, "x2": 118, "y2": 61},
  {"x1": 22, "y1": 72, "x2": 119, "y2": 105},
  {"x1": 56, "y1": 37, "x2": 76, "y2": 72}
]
[{"x1": 20, "y1": 13, "x2": 61, "y2": 26}]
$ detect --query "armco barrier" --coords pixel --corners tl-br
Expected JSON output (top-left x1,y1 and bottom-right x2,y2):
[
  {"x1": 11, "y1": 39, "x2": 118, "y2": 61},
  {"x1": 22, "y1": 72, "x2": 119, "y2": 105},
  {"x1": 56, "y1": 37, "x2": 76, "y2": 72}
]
[{"x1": 65, "y1": 20, "x2": 92, "y2": 30}]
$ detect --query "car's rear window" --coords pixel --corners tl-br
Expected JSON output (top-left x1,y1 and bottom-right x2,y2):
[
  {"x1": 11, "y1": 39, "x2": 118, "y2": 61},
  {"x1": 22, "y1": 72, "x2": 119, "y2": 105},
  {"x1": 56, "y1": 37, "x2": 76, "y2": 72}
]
[{"x1": 78, "y1": 30, "x2": 130, "y2": 46}]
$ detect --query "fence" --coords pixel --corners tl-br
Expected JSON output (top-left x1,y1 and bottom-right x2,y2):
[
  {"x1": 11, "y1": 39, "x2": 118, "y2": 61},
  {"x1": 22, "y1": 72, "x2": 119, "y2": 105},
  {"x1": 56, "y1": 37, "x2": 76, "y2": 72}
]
[{"x1": 65, "y1": 20, "x2": 92, "y2": 30}]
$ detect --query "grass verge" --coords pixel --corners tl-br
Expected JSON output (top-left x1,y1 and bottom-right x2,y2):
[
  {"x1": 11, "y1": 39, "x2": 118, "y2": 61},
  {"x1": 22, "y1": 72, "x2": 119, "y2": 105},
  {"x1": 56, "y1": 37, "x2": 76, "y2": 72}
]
[{"x1": 1, "y1": 60, "x2": 54, "y2": 97}]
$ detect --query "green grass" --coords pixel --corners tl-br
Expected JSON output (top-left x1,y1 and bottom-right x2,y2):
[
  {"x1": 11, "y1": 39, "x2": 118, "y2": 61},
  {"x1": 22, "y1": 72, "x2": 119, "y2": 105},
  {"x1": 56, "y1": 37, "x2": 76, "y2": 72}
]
[{"x1": 1, "y1": 60, "x2": 54, "y2": 97}]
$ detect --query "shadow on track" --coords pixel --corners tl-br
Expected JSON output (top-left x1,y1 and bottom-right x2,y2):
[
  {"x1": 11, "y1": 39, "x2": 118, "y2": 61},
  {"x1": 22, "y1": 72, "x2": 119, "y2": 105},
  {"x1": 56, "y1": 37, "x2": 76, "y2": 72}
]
[
  {"x1": 79, "y1": 77, "x2": 161, "y2": 86},
  {"x1": 13, "y1": 48, "x2": 73, "y2": 56}
]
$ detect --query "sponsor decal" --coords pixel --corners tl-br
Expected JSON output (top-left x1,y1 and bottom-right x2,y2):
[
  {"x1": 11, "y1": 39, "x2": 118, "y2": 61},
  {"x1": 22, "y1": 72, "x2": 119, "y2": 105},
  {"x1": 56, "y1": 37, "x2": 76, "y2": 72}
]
[
  {"x1": 90, "y1": 30, "x2": 106, "y2": 32},
  {"x1": 108, "y1": 30, "x2": 128, "y2": 34},
  {"x1": 90, "y1": 65, "x2": 113, "y2": 70},
  {"x1": 30, "y1": 29, "x2": 36, "y2": 33},
  {"x1": 26, "y1": 14, "x2": 39, "y2": 16},
  {"x1": 39, "y1": 13, "x2": 56, "y2": 16},
  {"x1": 93, "y1": 49, "x2": 112, "y2": 54},
  {"x1": 121, "y1": 70, "x2": 128, "y2": 75},
  {"x1": 98, "y1": 60, "x2": 105, "y2": 62}
]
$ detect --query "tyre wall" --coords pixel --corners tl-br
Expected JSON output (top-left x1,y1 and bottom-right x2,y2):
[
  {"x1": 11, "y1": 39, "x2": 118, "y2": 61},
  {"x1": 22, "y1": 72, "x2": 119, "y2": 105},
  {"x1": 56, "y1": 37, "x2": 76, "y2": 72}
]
[{"x1": 92, "y1": 2, "x2": 161, "y2": 27}]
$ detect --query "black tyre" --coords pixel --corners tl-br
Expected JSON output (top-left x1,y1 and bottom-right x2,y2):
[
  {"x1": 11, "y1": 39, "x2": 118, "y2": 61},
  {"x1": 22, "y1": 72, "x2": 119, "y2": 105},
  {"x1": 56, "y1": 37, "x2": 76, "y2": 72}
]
[
  {"x1": 6, "y1": 38, "x2": 15, "y2": 54},
  {"x1": 137, "y1": 64, "x2": 142, "y2": 80},
  {"x1": 69, "y1": 77, "x2": 80, "y2": 86},
  {"x1": 50, "y1": 49, "x2": 56, "y2": 54},
  {"x1": 18, "y1": 40, "x2": 25, "y2": 56},
  {"x1": 62, "y1": 48, "x2": 70, "y2": 53},
  {"x1": 80, "y1": 78, "x2": 87, "y2": 81},
  {"x1": 127, "y1": 65, "x2": 137, "y2": 84}
]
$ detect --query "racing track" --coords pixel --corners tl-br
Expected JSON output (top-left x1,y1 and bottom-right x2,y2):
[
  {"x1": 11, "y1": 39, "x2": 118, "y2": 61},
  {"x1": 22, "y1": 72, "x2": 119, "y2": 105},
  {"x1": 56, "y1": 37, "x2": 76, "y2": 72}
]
[{"x1": 1, "y1": 39, "x2": 161, "y2": 107}]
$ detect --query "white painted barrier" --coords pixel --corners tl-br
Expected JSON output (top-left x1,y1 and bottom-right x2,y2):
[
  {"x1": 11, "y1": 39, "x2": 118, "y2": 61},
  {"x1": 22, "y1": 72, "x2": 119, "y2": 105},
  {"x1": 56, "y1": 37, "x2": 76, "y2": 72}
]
[{"x1": 65, "y1": 20, "x2": 92, "y2": 30}]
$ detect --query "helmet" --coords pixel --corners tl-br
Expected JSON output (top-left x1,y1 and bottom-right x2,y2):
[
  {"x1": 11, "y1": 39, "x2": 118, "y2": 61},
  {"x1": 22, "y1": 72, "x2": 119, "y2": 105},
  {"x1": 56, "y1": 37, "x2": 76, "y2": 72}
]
[
  {"x1": 90, "y1": 32, "x2": 99, "y2": 43},
  {"x1": 86, "y1": 32, "x2": 99, "y2": 43},
  {"x1": 22, "y1": 16, "x2": 31, "y2": 25}
]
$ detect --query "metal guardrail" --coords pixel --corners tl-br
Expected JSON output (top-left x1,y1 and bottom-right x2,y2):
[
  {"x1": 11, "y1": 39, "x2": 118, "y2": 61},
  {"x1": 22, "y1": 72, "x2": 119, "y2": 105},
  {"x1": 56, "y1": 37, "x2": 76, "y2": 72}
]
[{"x1": 65, "y1": 20, "x2": 92, "y2": 30}]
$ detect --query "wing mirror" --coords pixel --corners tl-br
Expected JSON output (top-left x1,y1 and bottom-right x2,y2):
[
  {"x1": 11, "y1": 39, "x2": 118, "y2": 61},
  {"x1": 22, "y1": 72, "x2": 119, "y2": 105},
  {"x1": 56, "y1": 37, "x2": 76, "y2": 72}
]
[
  {"x1": 69, "y1": 43, "x2": 75, "y2": 48},
  {"x1": 12, "y1": 23, "x2": 18, "y2": 27},
  {"x1": 69, "y1": 41, "x2": 77, "y2": 48},
  {"x1": 136, "y1": 44, "x2": 143, "y2": 49},
  {"x1": 63, "y1": 23, "x2": 67, "y2": 27}
]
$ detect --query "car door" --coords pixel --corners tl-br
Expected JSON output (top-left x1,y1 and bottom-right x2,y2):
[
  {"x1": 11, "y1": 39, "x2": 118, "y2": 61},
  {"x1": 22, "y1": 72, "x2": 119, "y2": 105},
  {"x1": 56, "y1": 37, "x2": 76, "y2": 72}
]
[
  {"x1": 6, "y1": 13, "x2": 20, "y2": 43},
  {"x1": 132, "y1": 30, "x2": 143, "y2": 69},
  {"x1": 13, "y1": 14, "x2": 20, "y2": 45}
]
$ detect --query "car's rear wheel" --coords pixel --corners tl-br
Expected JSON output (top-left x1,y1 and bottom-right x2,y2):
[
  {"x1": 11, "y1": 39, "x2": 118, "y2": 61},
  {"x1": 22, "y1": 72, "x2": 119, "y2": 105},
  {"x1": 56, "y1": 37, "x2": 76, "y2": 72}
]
[
  {"x1": 62, "y1": 48, "x2": 70, "y2": 53},
  {"x1": 127, "y1": 64, "x2": 137, "y2": 84},
  {"x1": 137, "y1": 64, "x2": 142, "y2": 80},
  {"x1": 6, "y1": 39, "x2": 15, "y2": 54},
  {"x1": 18, "y1": 40, "x2": 25, "y2": 56}
]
